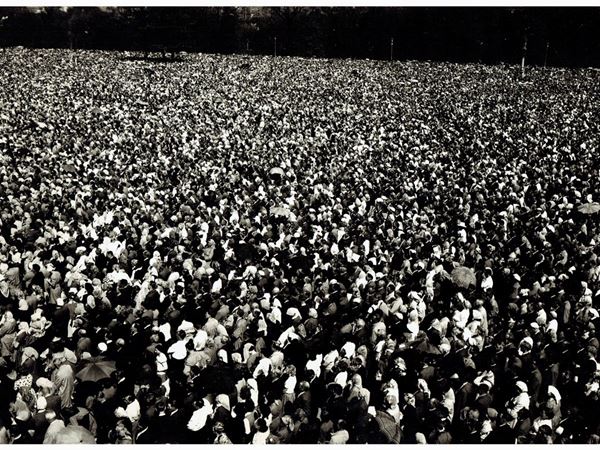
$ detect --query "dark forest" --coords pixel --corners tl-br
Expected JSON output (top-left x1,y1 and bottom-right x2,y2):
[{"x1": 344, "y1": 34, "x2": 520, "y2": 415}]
[{"x1": 1, "y1": 7, "x2": 600, "y2": 67}]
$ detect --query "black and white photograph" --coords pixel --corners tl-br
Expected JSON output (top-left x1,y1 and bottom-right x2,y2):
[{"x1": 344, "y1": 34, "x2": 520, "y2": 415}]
[{"x1": 1, "y1": 2, "x2": 600, "y2": 445}]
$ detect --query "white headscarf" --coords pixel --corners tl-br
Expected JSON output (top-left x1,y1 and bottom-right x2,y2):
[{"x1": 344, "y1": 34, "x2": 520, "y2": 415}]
[{"x1": 548, "y1": 385, "x2": 561, "y2": 403}]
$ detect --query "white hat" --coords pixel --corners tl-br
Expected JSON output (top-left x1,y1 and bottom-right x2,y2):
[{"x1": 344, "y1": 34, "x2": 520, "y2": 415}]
[
  {"x1": 286, "y1": 308, "x2": 302, "y2": 320},
  {"x1": 547, "y1": 320, "x2": 558, "y2": 334},
  {"x1": 407, "y1": 322, "x2": 419, "y2": 334},
  {"x1": 463, "y1": 328, "x2": 473, "y2": 342},
  {"x1": 516, "y1": 381, "x2": 528, "y2": 393},
  {"x1": 341, "y1": 341, "x2": 356, "y2": 358},
  {"x1": 16, "y1": 409, "x2": 31, "y2": 422},
  {"x1": 429, "y1": 319, "x2": 443, "y2": 333},
  {"x1": 481, "y1": 379, "x2": 493, "y2": 390},
  {"x1": 36, "y1": 396, "x2": 47, "y2": 411},
  {"x1": 168, "y1": 342, "x2": 188, "y2": 360},
  {"x1": 520, "y1": 337, "x2": 534, "y2": 348},
  {"x1": 548, "y1": 385, "x2": 561, "y2": 402},
  {"x1": 36, "y1": 377, "x2": 55, "y2": 390}
]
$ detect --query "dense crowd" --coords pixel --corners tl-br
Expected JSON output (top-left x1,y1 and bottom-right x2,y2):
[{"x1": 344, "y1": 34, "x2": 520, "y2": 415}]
[{"x1": 1, "y1": 48, "x2": 600, "y2": 444}]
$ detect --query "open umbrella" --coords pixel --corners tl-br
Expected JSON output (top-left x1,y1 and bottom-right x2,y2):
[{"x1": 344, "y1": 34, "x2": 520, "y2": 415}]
[
  {"x1": 54, "y1": 425, "x2": 96, "y2": 444},
  {"x1": 578, "y1": 202, "x2": 600, "y2": 215},
  {"x1": 76, "y1": 357, "x2": 116, "y2": 382},
  {"x1": 451, "y1": 266, "x2": 477, "y2": 289}
]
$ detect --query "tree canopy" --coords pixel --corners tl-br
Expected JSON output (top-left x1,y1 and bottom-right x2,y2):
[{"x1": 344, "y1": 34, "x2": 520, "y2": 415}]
[{"x1": 1, "y1": 7, "x2": 600, "y2": 67}]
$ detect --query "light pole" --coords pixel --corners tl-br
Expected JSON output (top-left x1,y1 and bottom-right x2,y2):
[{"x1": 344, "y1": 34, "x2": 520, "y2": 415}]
[
  {"x1": 0, "y1": 16, "x2": 7, "y2": 52},
  {"x1": 390, "y1": 37, "x2": 394, "y2": 62},
  {"x1": 274, "y1": 36, "x2": 277, "y2": 57},
  {"x1": 521, "y1": 34, "x2": 528, "y2": 78}
]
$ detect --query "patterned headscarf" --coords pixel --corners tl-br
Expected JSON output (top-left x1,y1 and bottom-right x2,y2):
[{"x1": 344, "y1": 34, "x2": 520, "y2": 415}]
[{"x1": 14, "y1": 374, "x2": 33, "y2": 391}]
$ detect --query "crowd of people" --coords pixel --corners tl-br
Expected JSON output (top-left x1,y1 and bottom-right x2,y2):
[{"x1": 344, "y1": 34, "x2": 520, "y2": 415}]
[{"x1": 1, "y1": 47, "x2": 600, "y2": 444}]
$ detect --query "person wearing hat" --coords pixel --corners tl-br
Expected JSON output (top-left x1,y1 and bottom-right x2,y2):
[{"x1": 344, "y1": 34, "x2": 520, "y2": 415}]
[
  {"x1": 42, "y1": 409, "x2": 65, "y2": 444},
  {"x1": 517, "y1": 336, "x2": 534, "y2": 368},
  {"x1": 6, "y1": 47, "x2": 600, "y2": 444},
  {"x1": 50, "y1": 355, "x2": 75, "y2": 410},
  {"x1": 30, "y1": 396, "x2": 51, "y2": 443},
  {"x1": 544, "y1": 385, "x2": 562, "y2": 428},
  {"x1": 35, "y1": 377, "x2": 60, "y2": 414},
  {"x1": 506, "y1": 381, "x2": 530, "y2": 420},
  {"x1": 474, "y1": 380, "x2": 494, "y2": 410},
  {"x1": 0, "y1": 311, "x2": 17, "y2": 353}
]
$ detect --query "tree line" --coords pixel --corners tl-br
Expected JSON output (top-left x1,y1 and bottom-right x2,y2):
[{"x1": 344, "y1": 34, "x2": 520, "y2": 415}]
[{"x1": 1, "y1": 7, "x2": 600, "y2": 67}]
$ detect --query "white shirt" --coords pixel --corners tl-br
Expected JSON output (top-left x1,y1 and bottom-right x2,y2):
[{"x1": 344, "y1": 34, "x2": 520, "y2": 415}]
[
  {"x1": 252, "y1": 430, "x2": 269, "y2": 445},
  {"x1": 284, "y1": 375, "x2": 297, "y2": 395},
  {"x1": 156, "y1": 352, "x2": 168, "y2": 373},
  {"x1": 187, "y1": 399, "x2": 212, "y2": 432},
  {"x1": 306, "y1": 354, "x2": 323, "y2": 378},
  {"x1": 167, "y1": 340, "x2": 188, "y2": 360},
  {"x1": 126, "y1": 399, "x2": 141, "y2": 422}
]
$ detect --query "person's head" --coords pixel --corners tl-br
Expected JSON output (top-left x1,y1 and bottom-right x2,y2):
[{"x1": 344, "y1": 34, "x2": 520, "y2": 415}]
[
  {"x1": 45, "y1": 409, "x2": 57, "y2": 423},
  {"x1": 467, "y1": 408, "x2": 480, "y2": 424},
  {"x1": 336, "y1": 419, "x2": 347, "y2": 431},
  {"x1": 100, "y1": 378, "x2": 118, "y2": 400},
  {"x1": 329, "y1": 383, "x2": 343, "y2": 398},
  {"x1": 587, "y1": 434, "x2": 600, "y2": 445},
  {"x1": 298, "y1": 380, "x2": 310, "y2": 393},
  {"x1": 114, "y1": 418, "x2": 132, "y2": 439},
  {"x1": 478, "y1": 382, "x2": 490, "y2": 395},
  {"x1": 213, "y1": 421, "x2": 225, "y2": 434},
  {"x1": 255, "y1": 417, "x2": 268, "y2": 433},
  {"x1": 436, "y1": 419, "x2": 446, "y2": 432}
]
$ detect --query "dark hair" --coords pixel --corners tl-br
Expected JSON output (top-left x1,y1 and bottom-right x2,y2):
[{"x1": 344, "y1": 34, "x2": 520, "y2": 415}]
[
  {"x1": 49, "y1": 341, "x2": 65, "y2": 353},
  {"x1": 256, "y1": 418, "x2": 268, "y2": 433},
  {"x1": 100, "y1": 378, "x2": 117, "y2": 390}
]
